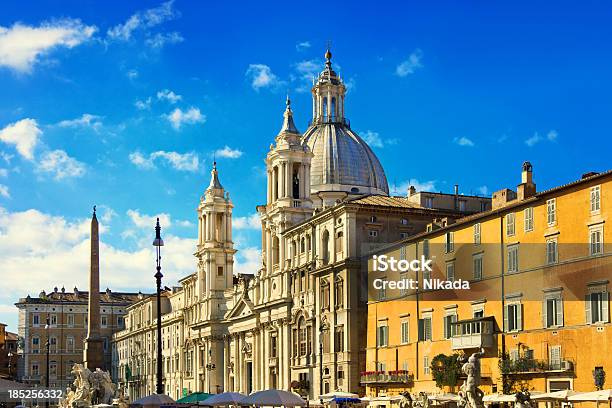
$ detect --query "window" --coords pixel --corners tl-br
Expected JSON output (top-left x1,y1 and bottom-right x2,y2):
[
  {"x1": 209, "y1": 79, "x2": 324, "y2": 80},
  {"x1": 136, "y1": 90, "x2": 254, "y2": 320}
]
[
  {"x1": 401, "y1": 320, "x2": 409, "y2": 344},
  {"x1": 506, "y1": 213, "x2": 516, "y2": 236},
  {"x1": 590, "y1": 226, "x2": 603, "y2": 255},
  {"x1": 270, "y1": 334, "x2": 277, "y2": 358},
  {"x1": 550, "y1": 345, "x2": 562, "y2": 370},
  {"x1": 378, "y1": 278, "x2": 386, "y2": 300},
  {"x1": 446, "y1": 262, "x2": 455, "y2": 281},
  {"x1": 423, "y1": 239, "x2": 430, "y2": 259},
  {"x1": 591, "y1": 186, "x2": 601, "y2": 212},
  {"x1": 101, "y1": 315, "x2": 108, "y2": 327},
  {"x1": 320, "y1": 280, "x2": 330, "y2": 310},
  {"x1": 334, "y1": 326, "x2": 344, "y2": 352},
  {"x1": 33, "y1": 314, "x2": 40, "y2": 326},
  {"x1": 300, "y1": 237, "x2": 305, "y2": 253},
  {"x1": 117, "y1": 316, "x2": 124, "y2": 328},
  {"x1": 217, "y1": 266, "x2": 224, "y2": 276},
  {"x1": 67, "y1": 314, "x2": 74, "y2": 327},
  {"x1": 445, "y1": 232, "x2": 454, "y2": 253},
  {"x1": 524, "y1": 207, "x2": 534, "y2": 231},
  {"x1": 400, "y1": 232, "x2": 408, "y2": 239},
  {"x1": 473, "y1": 223, "x2": 481, "y2": 245},
  {"x1": 370, "y1": 216, "x2": 377, "y2": 223},
  {"x1": 31, "y1": 363, "x2": 39, "y2": 376},
  {"x1": 50, "y1": 314, "x2": 57, "y2": 326},
  {"x1": 32, "y1": 337, "x2": 40, "y2": 347},
  {"x1": 334, "y1": 278, "x2": 344, "y2": 308},
  {"x1": 335, "y1": 231, "x2": 344, "y2": 253},
  {"x1": 543, "y1": 295, "x2": 563, "y2": 328},
  {"x1": 368, "y1": 230, "x2": 378, "y2": 238},
  {"x1": 505, "y1": 303, "x2": 522, "y2": 332},
  {"x1": 547, "y1": 198, "x2": 556, "y2": 226},
  {"x1": 586, "y1": 290, "x2": 610, "y2": 324},
  {"x1": 423, "y1": 356, "x2": 430, "y2": 375},
  {"x1": 458, "y1": 200, "x2": 466, "y2": 211},
  {"x1": 473, "y1": 254, "x2": 483, "y2": 280},
  {"x1": 546, "y1": 237, "x2": 558, "y2": 264},
  {"x1": 377, "y1": 323, "x2": 388, "y2": 347},
  {"x1": 298, "y1": 318, "x2": 308, "y2": 356},
  {"x1": 400, "y1": 246, "x2": 407, "y2": 260},
  {"x1": 67, "y1": 336, "x2": 75, "y2": 352},
  {"x1": 418, "y1": 317, "x2": 432, "y2": 341},
  {"x1": 507, "y1": 245, "x2": 519, "y2": 273},
  {"x1": 443, "y1": 314, "x2": 457, "y2": 339},
  {"x1": 399, "y1": 273, "x2": 408, "y2": 296},
  {"x1": 425, "y1": 197, "x2": 434, "y2": 208}
]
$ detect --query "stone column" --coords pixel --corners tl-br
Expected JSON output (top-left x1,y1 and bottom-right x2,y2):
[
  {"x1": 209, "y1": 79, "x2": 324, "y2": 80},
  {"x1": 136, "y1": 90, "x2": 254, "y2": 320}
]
[{"x1": 84, "y1": 208, "x2": 105, "y2": 370}]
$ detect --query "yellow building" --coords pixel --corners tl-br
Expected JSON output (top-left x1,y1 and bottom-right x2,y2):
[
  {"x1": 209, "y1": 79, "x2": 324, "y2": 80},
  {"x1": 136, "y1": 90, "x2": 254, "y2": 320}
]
[{"x1": 365, "y1": 163, "x2": 611, "y2": 401}]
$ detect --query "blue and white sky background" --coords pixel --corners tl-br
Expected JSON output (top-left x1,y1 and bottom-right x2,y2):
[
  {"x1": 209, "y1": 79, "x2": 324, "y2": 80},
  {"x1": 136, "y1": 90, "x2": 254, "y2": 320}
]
[{"x1": 1, "y1": 1, "x2": 612, "y2": 331}]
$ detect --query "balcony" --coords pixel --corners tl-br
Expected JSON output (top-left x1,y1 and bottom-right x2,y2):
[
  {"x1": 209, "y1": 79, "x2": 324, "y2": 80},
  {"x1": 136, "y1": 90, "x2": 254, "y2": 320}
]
[
  {"x1": 501, "y1": 358, "x2": 575, "y2": 375},
  {"x1": 360, "y1": 370, "x2": 414, "y2": 385},
  {"x1": 451, "y1": 317, "x2": 495, "y2": 350}
]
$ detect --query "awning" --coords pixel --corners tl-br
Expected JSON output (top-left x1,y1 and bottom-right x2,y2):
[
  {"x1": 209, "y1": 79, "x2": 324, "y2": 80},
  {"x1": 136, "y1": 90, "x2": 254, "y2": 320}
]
[{"x1": 568, "y1": 390, "x2": 612, "y2": 402}]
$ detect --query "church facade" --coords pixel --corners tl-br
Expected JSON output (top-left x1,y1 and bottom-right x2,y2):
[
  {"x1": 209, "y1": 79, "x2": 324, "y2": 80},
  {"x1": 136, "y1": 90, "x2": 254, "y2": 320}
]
[{"x1": 112, "y1": 50, "x2": 491, "y2": 400}]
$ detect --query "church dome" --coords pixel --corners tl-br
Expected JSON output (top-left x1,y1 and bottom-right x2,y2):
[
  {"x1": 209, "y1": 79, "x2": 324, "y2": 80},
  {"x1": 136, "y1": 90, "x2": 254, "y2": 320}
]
[
  {"x1": 301, "y1": 48, "x2": 389, "y2": 196},
  {"x1": 302, "y1": 124, "x2": 389, "y2": 195}
]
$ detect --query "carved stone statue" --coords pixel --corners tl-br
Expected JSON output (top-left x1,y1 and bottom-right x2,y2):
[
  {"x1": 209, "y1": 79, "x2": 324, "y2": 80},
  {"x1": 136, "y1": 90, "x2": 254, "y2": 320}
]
[
  {"x1": 458, "y1": 350, "x2": 485, "y2": 408},
  {"x1": 112, "y1": 384, "x2": 129, "y2": 408},
  {"x1": 59, "y1": 363, "x2": 119, "y2": 408},
  {"x1": 399, "y1": 392, "x2": 413, "y2": 408},
  {"x1": 413, "y1": 392, "x2": 429, "y2": 408},
  {"x1": 514, "y1": 391, "x2": 533, "y2": 408}
]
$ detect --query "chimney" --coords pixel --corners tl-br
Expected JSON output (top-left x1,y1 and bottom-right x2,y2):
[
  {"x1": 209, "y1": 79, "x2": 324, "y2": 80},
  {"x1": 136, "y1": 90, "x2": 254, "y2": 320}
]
[
  {"x1": 517, "y1": 161, "x2": 536, "y2": 200},
  {"x1": 408, "y1": 185, "x2": 416, "y2": 197},
  {"x1": 492, "y1": 188, "x2": 517, "y2": 209},
  {"x1": 454, "y1": 184, "x2": 459, "y2": 195}
]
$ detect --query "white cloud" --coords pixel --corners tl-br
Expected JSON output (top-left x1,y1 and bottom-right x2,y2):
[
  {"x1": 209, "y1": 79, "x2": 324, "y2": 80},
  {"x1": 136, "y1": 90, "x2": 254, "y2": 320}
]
[
  {"x1": 0, "y1": 185, "x2": 9, "y2": 198},
  {"x1": 127, "y1": 209, "x2": 172, "y2": 229},
  {"x1": 477, "y1": 186, "x2": 489, "y2": 196},
  {"x1": 396, "y1": 49, "x2": 423, "y2": 77},
  {"x1": 215, "y1": 146, "x2": 243, "y2": 159},
  {"x1": 296, "y1": 41, "x2": 311, "y2": 51},
  {"x1": 360, "y1": 130, "x2": 397, "y2": 148},
  {"x1": 0, "y1": 118, "x2": 41, "y2": 160},
  {"x1": 37, "y1": 149, "x2": 86, "y2": 180},
  {"x1": 135, "y1": 97, "x2": 152, "y2": 110},
  {"x1": 57, "y1": 113, "x2": 103, "y2": 131},
  {"x1": 0, "y1": 169, "x2": 7, "y2": 177},
  {"x1": 107, "y1": 0, "x2": 179, "y2": 41},
  {"x1": 453, "y1": 136, "x2": 475, "y2": 147},
  {"x1": 129, "y1": 150, "x2": 199, "y2": 172},
  {"x1": 234, "y1": 214, "x2": 260, "y2": 230},
  {"x1": 391, "y1": 179, "x2": 437, "y2": 195},
  {"x1": 293, "y1": 59, "x2": 319, "y2": 92},
  {"x1": 0, "y1": 206, "x2": 196, "y2": 330},
  {"x1": 165, "y1": 107, "x2": 205, "y2": 130},
  {"x1": 0, "y1": 152, "x2": 13, "y2": 163},
  {"x1": 0, "y1": 19, "x2": 97, "y2": 73},
  {"x1": 145, "y1": 32, "x2": 183, "y2": 48},
  {"x1": 246, "y1": 64, "x2": 283, "y2": 91},
  {"x1": 234, "y1": 246, "x2": 260, "y2": 275},
  {"x1": 127, "y1": 69, "x2": 139, "y2": 79},
  {"x1": 525, "y1": 129, "x2": 559, "y2": 147},
  {"x1": 157, "y1": 89, "x2": 182, "y2": 103}
]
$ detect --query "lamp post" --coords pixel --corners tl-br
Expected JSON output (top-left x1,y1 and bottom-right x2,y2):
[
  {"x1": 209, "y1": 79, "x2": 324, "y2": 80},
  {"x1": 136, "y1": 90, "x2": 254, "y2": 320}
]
[
  {"x1": 7, "y1": 351, "x2": 13, "y2": 380},
  {"x1": 152, "y1": 218, "x2": 164, "y2": 395},
  {"x1": 318, "y1": 317, "x2": 329, "y2": 398}
]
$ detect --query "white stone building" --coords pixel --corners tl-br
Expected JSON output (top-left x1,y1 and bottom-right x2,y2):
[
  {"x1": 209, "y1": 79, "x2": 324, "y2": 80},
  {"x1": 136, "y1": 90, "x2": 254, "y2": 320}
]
[{"x1": 112, "y1": 49, "x2": 491, "y2": 401}]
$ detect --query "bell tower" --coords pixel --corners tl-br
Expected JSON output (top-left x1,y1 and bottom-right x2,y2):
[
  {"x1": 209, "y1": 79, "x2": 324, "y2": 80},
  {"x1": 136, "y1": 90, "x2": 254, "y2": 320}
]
[{"x1": 196, "y1": 162, "x2": 236, "y2": 320}]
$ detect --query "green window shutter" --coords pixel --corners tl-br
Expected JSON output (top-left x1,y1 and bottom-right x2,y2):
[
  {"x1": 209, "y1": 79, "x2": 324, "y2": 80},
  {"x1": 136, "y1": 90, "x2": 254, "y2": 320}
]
[
  {"x1": 418, "y1": 319, "x2": 425, "y2": 341},
  {"x1": 603, "y1": 292, "x2": 610, "y2": 323},
  {"x1": 504, "y1": 304, "x2": 509, "y2": 332},
  {"x1": 585, "y1": 294, "x2": 592, "y2": 324}
]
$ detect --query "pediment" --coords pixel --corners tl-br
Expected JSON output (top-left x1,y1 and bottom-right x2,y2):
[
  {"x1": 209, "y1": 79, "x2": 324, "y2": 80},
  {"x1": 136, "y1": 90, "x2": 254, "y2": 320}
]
[{"x1": 226, "y1": 296, "x2": 255, "y2": 320}]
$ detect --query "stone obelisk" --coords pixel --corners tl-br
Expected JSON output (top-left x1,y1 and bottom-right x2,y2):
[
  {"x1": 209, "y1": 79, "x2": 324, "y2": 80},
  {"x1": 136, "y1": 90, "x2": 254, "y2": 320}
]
[{"x1": 83, "y1": 206, "x2": 105, "y2": 371}]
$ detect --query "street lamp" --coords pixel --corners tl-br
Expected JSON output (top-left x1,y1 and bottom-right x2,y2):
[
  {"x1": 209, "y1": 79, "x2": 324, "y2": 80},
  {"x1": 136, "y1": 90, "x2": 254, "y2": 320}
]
[
  {"x1": 7, "y1": 351, "x2": 14, "y2": 380},
  {"x1": 319, "y1": 317, "x2": 329, "y2": 398},
  {"x1": 152, "y1": 218, "x2": 164, "y2": 395}
]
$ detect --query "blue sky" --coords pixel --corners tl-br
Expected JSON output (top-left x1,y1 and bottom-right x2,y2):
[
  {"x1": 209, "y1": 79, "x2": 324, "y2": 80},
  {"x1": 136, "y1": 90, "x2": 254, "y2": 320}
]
[{"x1": 1, "y1": 1, "x2": 611, "y2": 331}]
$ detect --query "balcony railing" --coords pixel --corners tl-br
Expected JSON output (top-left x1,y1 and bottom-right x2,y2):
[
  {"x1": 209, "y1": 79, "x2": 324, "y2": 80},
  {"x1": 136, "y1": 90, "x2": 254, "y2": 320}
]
[
  {"x1": 451, "y1": 317, "x2": 495, "y2": 350},
  {"x1": 360, "y1": 370, "x2": 414, "y2": 385},
  {"x1": 501, "y1": 358, "x2": 575, "y2": 375}
]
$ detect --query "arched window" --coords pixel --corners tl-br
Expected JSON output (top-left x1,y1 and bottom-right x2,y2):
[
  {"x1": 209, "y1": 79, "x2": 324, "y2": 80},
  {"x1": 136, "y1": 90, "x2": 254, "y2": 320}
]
[
  {"x1": 272, "y1": 236, "x2": 280, "y2": 266},
  {"x1": 331, "y1": 97, "x2": 336, "y2": 120},
  {"x1": 298, "y1": 317, "x2": 308, "y2": 356},
  {"x1": 322, "y1": 97, "x2": 328, "y2": 121},
  {"x1": 300, "y1": 237, "x2": 306, "y2": 253},
  {"x1": 291, "y1": 240, "x2": 297, "y2": 259},
  {"x1": 306, "y1": 234, "x2": 311, "y2": 252},
  {"x1": 335, "y1": 277, "x2": 344, "y2": 308},
  {"x1": 322, "y1": 230, "x2": 330, "y2": 265},
  {"x1": 321, "y1": 280, "x2": 330, "y2": 310}
]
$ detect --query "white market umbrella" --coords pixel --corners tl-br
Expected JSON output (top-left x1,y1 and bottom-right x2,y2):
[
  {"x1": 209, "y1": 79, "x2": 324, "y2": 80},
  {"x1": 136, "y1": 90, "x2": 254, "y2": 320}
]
[
  {"x1": 131, "y1": 393, "x2": 176, "y2": 408},
  {"x1": 240, "y1": 389, "x2": 307, "y2": 407},
  {"x1": 429, "y1": 394, "x2": 460, "y2": 402},
  {"x1": 321, "y1": 392, "x2": 359, "y2": 399},
  {"x1": 484, "y1": 392, "x2": 545, "y2": 403},
  {"x1": 200, "y1": 392, "x2": 247, "y2": 406},
  {"x1": 568, "y1": 390, "x2": 612, "y2": 402},
  {"x1": 532, "y1": 390, "x2": 585, "y2": 401}
]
